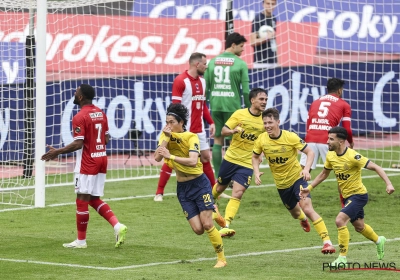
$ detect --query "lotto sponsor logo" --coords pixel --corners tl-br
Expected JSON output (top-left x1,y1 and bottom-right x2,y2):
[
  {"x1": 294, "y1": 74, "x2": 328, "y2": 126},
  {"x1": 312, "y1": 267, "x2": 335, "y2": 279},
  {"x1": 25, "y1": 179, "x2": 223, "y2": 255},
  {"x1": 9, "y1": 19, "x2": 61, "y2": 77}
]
[
  {"x1": 215, "y1": 57, "x2": 235, "y2": 66},
  {"x1": 268, "y1": 156, "x2": 289, "y2": 164}
]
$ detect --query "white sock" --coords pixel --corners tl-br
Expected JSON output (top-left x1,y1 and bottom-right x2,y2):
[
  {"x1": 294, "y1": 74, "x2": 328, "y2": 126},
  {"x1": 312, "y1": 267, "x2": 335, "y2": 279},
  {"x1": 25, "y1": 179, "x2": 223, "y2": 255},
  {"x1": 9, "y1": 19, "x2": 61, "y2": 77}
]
[
  {"x1": 76, "y1": 239, "x2": 86, "y2": 245},
  {"x1": 114, "y1": 222, "x2": 121, "y2": 233}
]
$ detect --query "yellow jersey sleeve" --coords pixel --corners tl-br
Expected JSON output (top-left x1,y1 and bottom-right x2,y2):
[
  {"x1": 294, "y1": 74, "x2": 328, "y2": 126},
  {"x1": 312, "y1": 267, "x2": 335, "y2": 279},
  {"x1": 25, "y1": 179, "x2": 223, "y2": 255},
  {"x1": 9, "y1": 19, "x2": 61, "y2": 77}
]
[{"x1": 253, "y1": 134, "x2": 264, "y2": 155}]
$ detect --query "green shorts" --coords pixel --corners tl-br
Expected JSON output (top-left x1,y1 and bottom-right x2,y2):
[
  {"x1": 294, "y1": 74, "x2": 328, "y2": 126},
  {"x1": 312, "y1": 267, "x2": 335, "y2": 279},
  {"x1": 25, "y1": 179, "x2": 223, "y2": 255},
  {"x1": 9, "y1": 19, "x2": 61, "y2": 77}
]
[{"x1": 211, "y1": 111, "x2": 235, "y2": 138}]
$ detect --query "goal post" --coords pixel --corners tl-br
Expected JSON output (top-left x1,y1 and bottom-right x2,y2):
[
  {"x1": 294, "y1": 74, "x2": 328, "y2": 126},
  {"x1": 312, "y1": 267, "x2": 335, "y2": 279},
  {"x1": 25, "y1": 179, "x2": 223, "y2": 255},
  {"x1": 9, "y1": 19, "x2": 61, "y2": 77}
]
[{"x1": 35, "y1": 0, "x2": 47, "y2": 207}]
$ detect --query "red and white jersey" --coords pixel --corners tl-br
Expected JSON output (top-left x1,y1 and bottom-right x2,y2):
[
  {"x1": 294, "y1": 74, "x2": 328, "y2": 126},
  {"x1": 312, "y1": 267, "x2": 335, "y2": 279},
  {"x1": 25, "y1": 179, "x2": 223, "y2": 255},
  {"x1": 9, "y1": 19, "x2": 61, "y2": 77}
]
[
  {"x1": 72, "y1": 104, "x2": 109, "y2": 175},
  {"x1": 171, "y1": 70, "x2": 213, "y2": 133},
  {"x1": 305, "y1": 94, "x2": 353, "y2": 144}
]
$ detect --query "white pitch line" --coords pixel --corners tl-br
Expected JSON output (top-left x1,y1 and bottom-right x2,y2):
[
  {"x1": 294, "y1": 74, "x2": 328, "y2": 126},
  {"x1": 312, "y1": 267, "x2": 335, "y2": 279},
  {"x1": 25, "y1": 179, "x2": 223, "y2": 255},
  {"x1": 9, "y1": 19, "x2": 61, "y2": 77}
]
[
  {"x1": 1, "y1": 172, "x2": 399, "y2": 213},
  {"x1": 1, "y1": 238, "x2": 400, "y2": 271}
]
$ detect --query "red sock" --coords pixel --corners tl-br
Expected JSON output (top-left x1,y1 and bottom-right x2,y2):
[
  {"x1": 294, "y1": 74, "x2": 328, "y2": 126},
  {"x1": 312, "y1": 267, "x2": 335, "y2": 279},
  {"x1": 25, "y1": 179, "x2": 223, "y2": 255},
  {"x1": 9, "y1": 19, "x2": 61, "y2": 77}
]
[
  {"x1": 89, "y1": 198, "x2": 118, "y2": 227},
  {"x1": 156, "y1": 163, "x2": 172, "y2": 195},
  {"x1": 202, "y1": 161, "x2": 215, "y2": 189},
  {"x1": 76, "y1": 199, "x2": 89, "y2": 240}
]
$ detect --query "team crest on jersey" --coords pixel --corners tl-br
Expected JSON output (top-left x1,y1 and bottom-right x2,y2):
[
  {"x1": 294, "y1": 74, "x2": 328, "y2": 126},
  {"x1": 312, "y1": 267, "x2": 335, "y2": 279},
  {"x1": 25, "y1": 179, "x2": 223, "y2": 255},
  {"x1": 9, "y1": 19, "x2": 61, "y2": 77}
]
[
  {"x1": 343, "y1": 163, "x2": 350, "y2": 170},
  {"x1": 74, "y1": 127, "x2": 81, "y2": 133},
  {"x1": 280, "y1": 146, "x2": 287, "y2": 153},
  {"x1": 354, "y1": 154, "x2": 362, "y2": 160},
  {"x1": 194, "y1": 143, "x2": 199, "y2": 151}
]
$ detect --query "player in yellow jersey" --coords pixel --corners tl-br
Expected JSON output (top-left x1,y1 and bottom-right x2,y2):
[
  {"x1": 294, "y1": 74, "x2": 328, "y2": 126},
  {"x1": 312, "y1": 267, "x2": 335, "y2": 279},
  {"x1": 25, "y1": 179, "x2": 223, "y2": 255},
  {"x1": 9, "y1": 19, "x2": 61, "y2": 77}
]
[
  {"x1": 154, "y1": 103, "x2": 227, "y2": 268},
  {"x1": 211, "y1": 88, "x2": 267, "y2": 237},
  {"x1": 300, "y1": 126, "x2": 395, "y2": 266},
  {"x1": 252, "y1": 107, "x2": 335, "y2": 254}
]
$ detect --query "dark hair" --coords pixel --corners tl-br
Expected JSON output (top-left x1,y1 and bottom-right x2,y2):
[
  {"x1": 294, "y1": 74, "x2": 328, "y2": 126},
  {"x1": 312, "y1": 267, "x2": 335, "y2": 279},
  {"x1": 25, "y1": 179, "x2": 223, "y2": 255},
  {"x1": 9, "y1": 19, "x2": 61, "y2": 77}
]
[
  {"x1": 249, "y1": 88, "x2": 268, "y2": 103},
  {"x1": 262, "y1": 107, "x2": 279, "y2": 120},
  {"x1": 327, "y1": 78, "x2": 345, "y2": 94},
  {"x1": 166, "y1": 103, "x2": 189, "y2": 129},
  {"x1": 189, "y1": 52, "x2": 206, "y2": 64},
  {"x1": 328, "y1": 126, "x2": 348, "y2": 140},
  {"x1": 79, "y1": 84, "x2": 95, "y2": 100},
  {"x1": 225, "y1": 32, "x2": 247, "y2": 49}
]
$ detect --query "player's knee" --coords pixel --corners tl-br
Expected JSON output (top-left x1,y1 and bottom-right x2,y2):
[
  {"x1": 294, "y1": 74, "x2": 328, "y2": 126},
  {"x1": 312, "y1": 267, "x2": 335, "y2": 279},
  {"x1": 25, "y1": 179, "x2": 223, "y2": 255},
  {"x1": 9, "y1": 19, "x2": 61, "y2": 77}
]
[
  {"x1": 191, "y1": 226, "x2": 205, "y2": 235},
  {"x1": 202, "y1": 220, "x2": 214, "y2": 231}
]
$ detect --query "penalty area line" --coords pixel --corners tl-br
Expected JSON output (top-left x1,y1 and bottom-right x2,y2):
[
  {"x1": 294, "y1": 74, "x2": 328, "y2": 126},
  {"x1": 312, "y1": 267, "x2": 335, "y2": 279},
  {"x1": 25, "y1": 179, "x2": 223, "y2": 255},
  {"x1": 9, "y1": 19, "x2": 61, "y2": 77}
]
[{"x1": 1, "y1": 238, "x2": 400, "y2": 271}]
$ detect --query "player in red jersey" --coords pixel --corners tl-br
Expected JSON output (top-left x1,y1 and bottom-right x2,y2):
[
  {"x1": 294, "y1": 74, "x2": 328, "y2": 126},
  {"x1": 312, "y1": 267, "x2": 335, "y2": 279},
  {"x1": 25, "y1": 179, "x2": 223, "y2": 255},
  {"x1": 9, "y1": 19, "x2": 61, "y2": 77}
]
[
  {"x1": 41, "y1": 84, "x2": 127, "y2": 248},
  {"x1": 154, "y1": 52, "x2": 217, "y2": 202},
  {"x1": 300, "y1": 78, "x2": 354, "y2": 206}
]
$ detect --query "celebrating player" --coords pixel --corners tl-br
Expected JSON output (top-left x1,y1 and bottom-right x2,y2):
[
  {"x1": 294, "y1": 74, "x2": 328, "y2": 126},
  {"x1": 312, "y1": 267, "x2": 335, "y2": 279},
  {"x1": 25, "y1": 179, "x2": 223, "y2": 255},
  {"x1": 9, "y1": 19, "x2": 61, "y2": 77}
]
[
  {"x1": 211, "y1": 88, "x2": 267, "y2": 237},
  {"x1": 154, "y1": 103, "x2": 227, "y2": 268},
  {"x1": 300, "y1": 126, "x2": 395, "y2": 265},
  {"x1": 154, "y1": 52, "x2": 216, "y2": 202},
  {"x1": 252, "y1": 107, "x2": 335, "y2": 254}
]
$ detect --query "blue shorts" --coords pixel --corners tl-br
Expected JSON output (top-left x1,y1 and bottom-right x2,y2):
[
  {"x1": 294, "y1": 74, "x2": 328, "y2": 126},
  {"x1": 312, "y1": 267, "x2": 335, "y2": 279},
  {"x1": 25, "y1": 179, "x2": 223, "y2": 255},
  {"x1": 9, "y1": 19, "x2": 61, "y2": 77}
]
[
  {"x1": 217, "y1": 159, "x2": 253, "y2": 189},
  {"x1": 277, "y1": 178, "x2": 311, "y2": 210},
  {"x1": 177, "y1": 174, "x2": 215, "y2": 220},
  {"x1": 341, "y1": 193, "x2": 368, "y2": 223}
]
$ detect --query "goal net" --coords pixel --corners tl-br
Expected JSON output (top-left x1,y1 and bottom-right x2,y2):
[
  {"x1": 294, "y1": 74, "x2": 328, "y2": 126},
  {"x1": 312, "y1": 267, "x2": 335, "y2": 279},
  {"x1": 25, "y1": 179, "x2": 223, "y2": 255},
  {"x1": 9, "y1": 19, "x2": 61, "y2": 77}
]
[{"x1": 0, "y1": 0, "x2": 399, "y2": 210}]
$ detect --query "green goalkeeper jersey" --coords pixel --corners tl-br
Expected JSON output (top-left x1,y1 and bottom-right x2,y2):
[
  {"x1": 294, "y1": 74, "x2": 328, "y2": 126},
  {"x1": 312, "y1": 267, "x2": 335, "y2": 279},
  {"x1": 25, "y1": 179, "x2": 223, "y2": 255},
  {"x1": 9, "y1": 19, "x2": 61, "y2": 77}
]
[{"x1": 205, "y1": 52, "x2": 250, "y2": 112}]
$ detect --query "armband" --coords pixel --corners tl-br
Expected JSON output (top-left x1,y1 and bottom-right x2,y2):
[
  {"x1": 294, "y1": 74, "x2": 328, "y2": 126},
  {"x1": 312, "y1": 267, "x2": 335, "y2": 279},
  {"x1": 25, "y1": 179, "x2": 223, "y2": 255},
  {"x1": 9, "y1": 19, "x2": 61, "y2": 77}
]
[
  {"x1": 170, "y1": 155, "x2": 176, "y2": 161},
  {"x1": 307, "y1": 185, "x2": 314, "y2": 191}
]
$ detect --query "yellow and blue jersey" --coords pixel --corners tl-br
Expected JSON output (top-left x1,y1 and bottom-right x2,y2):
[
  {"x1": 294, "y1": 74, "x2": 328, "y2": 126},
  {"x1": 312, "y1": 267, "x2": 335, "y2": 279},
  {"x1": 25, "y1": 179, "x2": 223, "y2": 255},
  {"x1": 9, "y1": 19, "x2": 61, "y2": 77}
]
[
  {"x1": 224, "y1": 108, "x2": 264, "y2": 169},
  {"x1": 253, "y1": 130, "x2": 307, "y2": 189},
  {"x1": 158, "y1": 131, "x2": 203, "y2": 175},
  {"x1": 325, "y1": 147, "x2": 369, "y2": 198}
]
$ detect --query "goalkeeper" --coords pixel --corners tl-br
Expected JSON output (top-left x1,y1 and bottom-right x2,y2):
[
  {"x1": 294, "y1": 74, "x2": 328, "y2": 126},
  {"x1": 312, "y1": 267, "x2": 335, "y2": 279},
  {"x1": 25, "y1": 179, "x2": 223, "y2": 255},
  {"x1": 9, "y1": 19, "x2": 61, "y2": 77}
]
[
  {"x1": 252, "y1": 108, "x2": 335, "y2": 255},
  {"x1": 205, "y1": 32, "x2": 250, "y2": 179}
]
